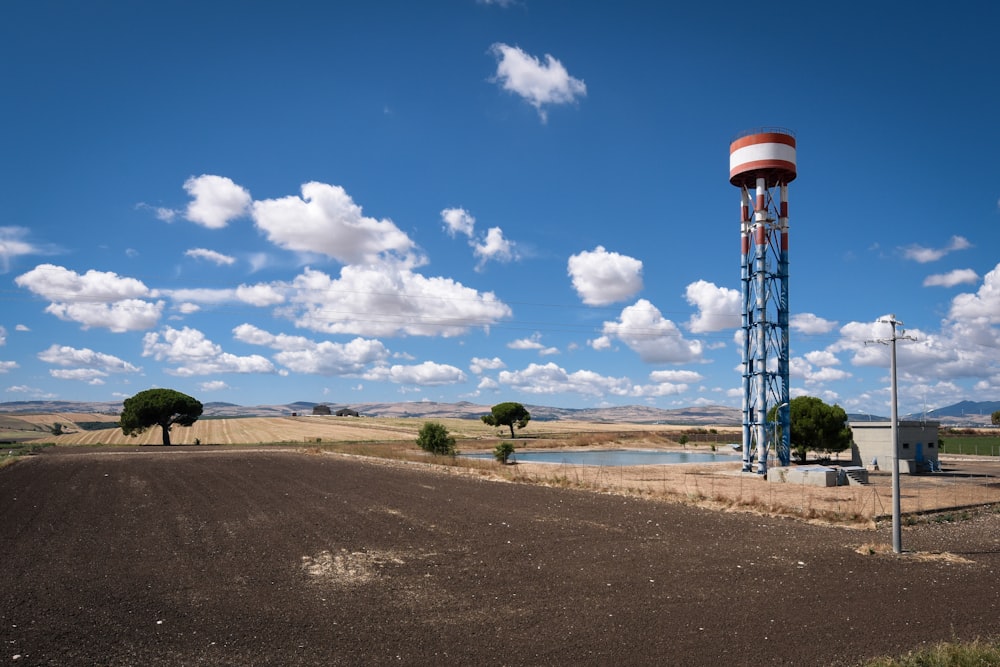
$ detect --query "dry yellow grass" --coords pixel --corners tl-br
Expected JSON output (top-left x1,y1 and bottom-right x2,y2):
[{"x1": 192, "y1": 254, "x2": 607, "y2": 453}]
[
  {"x1": 855, "y1": 542, "x2": 974, "y2": 563},
  {"x1": 18, "y1": 413, "x2": 713, "y2": 447},
  {"x1": 10, "y1": 412, "x2": 118, "y2": 428}
]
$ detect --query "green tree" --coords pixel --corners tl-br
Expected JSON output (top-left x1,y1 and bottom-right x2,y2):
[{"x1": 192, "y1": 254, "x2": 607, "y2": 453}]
[
  {"x1": 416, "y1": 422, "x2": 456, "y2": 456},
  {"x1": 992, "y1": 410, "x2": 1000, "y2": 426},
  {"x1": 120, "y1": 388, "x2": 204, "y2": 446},
  {"x1": 493, "y1": 441, "x2": 515, "y2": 464},
  {"x1": 481, "y1": 402, "x2": 531, "y2": 438},
  {"x1": 779, "y1": 396, "x2": 852, "y2": 462}
]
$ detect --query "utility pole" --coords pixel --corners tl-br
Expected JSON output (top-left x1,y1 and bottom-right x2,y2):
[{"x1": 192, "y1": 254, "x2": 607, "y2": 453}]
[{"x1": 869, "y1": 315, "x2": 915, "y2": 554}]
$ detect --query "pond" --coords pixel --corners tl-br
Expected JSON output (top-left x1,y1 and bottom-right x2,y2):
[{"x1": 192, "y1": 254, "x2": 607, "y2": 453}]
[{"x1": 464, "y1": 449, "x2": 740, "y2": 467}]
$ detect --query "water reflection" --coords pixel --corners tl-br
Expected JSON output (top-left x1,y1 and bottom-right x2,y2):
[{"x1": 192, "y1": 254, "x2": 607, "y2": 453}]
[{"x1": 464, "y1": 449, "x2": 739, "y2": 466}]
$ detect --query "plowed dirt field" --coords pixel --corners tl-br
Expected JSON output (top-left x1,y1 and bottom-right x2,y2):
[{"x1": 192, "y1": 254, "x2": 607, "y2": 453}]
[{"x1": 2, "y1": 448, "x2": 998, "y2": 666}]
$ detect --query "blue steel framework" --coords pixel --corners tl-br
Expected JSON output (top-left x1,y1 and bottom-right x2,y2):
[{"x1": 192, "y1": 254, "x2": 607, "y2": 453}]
[{"x1": 732, "y1": 131, "x2": 794, "y2": 474}]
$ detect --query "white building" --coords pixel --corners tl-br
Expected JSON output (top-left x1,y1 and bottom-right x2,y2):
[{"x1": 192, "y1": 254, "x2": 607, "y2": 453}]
[{"x1": 849, "y1": 420, "x2": 940, "y2": 473}]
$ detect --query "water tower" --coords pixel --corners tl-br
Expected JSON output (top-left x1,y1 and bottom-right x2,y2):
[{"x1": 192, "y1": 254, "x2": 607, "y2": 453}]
[{"x1": 729, "y1": 129, "x2": 796, "y2": 474}]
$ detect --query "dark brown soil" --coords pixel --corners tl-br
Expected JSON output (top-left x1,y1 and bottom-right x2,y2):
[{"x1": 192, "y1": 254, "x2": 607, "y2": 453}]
[{"x1": 2, "y1": 448, "x2": 999, "y2": 666}]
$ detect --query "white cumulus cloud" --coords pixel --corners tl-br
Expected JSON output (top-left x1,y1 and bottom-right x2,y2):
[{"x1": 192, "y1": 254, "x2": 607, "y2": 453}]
[
  {"x1": 38, "y1": 344, "x2": 141, "y2": 373},
  {"x1": 470, "y1": 356, "x2": 505, "y2": 374},
  {"x1": 508, "y1": 333, "x2": 545, "y2": 350},
  {"x1": 15, "y1": 264, "x2": 163, "y2": 332},
  {"x1": 165, "y1": 287, "x2": 236, "y2": 305},
  {"x1": 252, "y1": 181, "x2": 417, "y2": 265},
  {"x1": 598, "y1": 299, "x2": 702, "y2": 364},
  {"x1": 286, "y1": 265, "x2": 511, "y2": 338},
  {"x1": 47, "y1": 299, "x2": 163, "y2": 333},
  {"x1": 473, "y1": 227, "x2": 517, "y2": 270},
  {"x1": 901, "y1": 235, "x2": 972, "y2": 263},
  {"x1": 366, "y1": 361, "x2": 467, "y2": 386},
  {"x1": 142, "y1": 326, "x2": 275, "y2": 376},
  {"x1": 49, "y1": 368, "x2": 106, "y2": 384},
  {"x1": 16, "y1": 264, "x2": 152, "y2": 301},
  {"x1": 790, "y1": 313, "x2": 838, "y2": 335},
  {"x1": 567, "y1": 246, "x2": 643, "y2": 306},
  {"x1": 648, "y1": 370, "x2": 703, "y2": 384},
  {"x1": 441, "y1": 208, "x2": 476, "y2": 238},
  {"x1": 498, "y1": 362, "x2": 631, "y2": 397},
  {"x1": 489, "y1": 43, "x2": 586, "y2": 122},
  {"x1": 949, "y1": 262, "x2": 1000, "y2": 322},
  {"x1": 684, "y1": 280, "x2": 740, "y2": 333},
  {"x1": 441, "y1": 207, "x2": 519, "y2": 271},
  {"x1": 233, "y1": 323, "x2": 389, "y2": 376},
  {"x1": 185, "y1": 248, "x2": 236, "y2": 266},
  {"x1": 199, "y1": 380, "x2": 230, "y2": 392},
  {"x1": 235, "y1": 283, "x2": 286, "y2": 306},
  {"x1": 803, "y1": 350, "x2": 840, "y2": 367},
  {"x1": 923, "y1": 269, "x2": 979, "y2": 288},
  {"x1": 184, "y1": 175, "x2": 252, "y2": 229},
  {"x1": 0, "y1": 226, "x2": 45, "y2": 273}
]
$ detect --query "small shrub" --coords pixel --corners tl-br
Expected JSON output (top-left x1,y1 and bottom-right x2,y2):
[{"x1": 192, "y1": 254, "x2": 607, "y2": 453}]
[
  {"x1": 416, "y1": 422, "x2": 456, "y2": 456},
  {"x1": 494, "y1": 441, "x2": 515, "y2": 464}
]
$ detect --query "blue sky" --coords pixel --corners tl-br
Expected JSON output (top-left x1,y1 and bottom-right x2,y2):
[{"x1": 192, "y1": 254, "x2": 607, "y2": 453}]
[{"x1": 1, "y1": 1, "x2": 998, "y2": 415}]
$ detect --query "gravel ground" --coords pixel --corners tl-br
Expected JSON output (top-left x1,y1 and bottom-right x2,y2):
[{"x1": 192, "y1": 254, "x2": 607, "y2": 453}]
[{"x1": 2, "y1": 448, "x2": 999, "y2": 666}]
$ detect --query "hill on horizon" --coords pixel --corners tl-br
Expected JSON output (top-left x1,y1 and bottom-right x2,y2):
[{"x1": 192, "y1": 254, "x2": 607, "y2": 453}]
[
  {"x1": 0, "y1": 398, "x2": 742, "y2": 426},
  {"x1": 0, "y1": 398, "x2": 995, "y2": 427}
]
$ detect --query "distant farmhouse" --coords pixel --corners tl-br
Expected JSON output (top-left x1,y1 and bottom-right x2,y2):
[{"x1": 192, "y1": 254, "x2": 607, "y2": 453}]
[{"x1": 309, "y1": 404, "x2": 359, "y2": 417}]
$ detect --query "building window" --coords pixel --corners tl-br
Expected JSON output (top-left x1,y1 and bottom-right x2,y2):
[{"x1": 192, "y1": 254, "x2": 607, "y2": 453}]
[{"x1": 902, "y1": 442, "x2": 910, "y2": 449}]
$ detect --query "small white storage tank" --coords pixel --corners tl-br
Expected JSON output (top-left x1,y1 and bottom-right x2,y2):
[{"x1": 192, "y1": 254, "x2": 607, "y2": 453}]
[{"x1": 729, "y1": 129, "x2": 797, "y2": 188}]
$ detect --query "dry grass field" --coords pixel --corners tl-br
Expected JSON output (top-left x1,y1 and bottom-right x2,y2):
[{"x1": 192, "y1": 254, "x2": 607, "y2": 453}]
[{"x1": 10, "y1": 413, "x2": 708, "y2": 447}]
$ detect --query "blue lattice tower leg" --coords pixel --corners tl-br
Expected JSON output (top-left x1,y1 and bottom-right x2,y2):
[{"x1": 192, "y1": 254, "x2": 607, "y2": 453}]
[{"x1": 777, "y1": 183, "x2": 791, "y2": 467}]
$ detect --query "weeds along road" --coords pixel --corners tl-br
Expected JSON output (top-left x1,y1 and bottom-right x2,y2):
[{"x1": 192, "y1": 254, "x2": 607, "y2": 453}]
[{"x1": 2, "y1": 448, "x2": 998, "y2": 666}]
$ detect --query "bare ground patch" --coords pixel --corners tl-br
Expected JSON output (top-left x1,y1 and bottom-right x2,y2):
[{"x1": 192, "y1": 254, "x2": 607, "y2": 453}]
[{"x1": 301, "y1": 548, "x2": 407, "y2": 586}]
